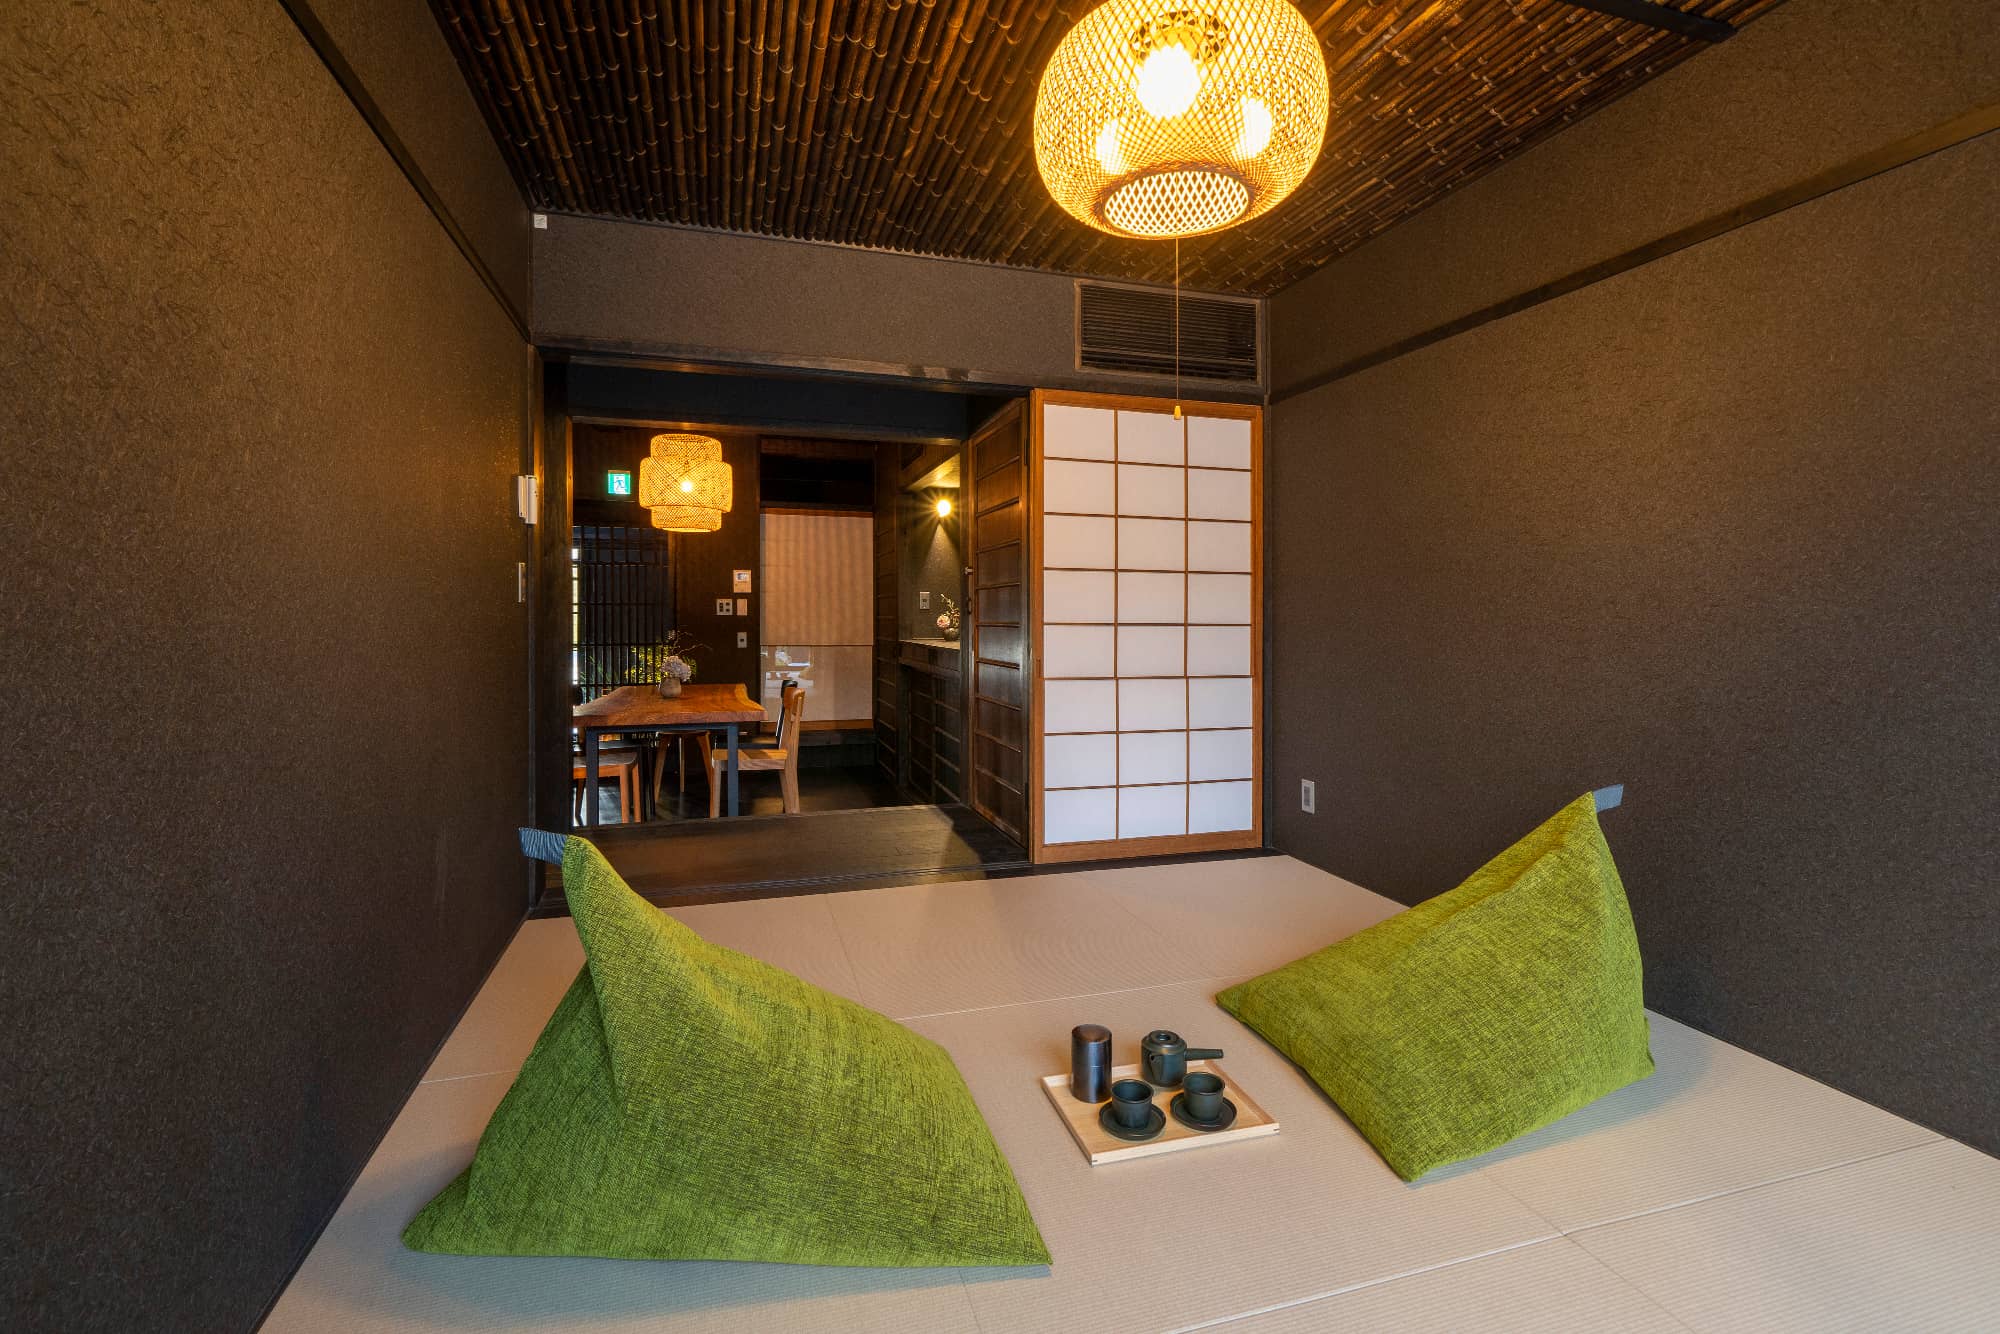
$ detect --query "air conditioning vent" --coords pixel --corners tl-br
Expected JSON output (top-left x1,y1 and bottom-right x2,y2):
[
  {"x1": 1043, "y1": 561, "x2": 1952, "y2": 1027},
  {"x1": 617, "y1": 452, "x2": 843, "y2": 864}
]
[{"x1": 1076, "y1": 281, "x2": 1262, "y2": 384}]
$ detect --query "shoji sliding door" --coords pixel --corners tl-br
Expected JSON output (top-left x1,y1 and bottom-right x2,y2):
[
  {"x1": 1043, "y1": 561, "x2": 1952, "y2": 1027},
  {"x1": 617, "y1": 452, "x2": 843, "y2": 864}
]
[{"x1": 1029, "y1": 390, "x2": 1261, "y2": 863}]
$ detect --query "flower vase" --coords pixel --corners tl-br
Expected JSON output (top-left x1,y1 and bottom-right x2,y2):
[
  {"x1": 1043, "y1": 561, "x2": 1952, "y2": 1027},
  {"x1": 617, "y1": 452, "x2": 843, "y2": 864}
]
[
  {"x1": 657, "y1": 679, "x2": 682, "y2": 698},
  {"x1": 943, "y1": 623, "x2": 960, "y2": 642}
]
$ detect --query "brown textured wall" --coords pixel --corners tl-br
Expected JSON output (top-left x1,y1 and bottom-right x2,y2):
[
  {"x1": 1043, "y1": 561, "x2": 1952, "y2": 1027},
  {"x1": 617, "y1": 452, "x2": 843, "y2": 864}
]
[
  {"x1": 1, "y1": 3, "x2": 532, "y2": 1331},
  {"x1": 1266, "y1": 130, "x2": 2000, "y2": 1153},
  {"x1": 1273, "y1": 0, "x2": 2000, "y2": 393},
  {"x1": 305, "y1": 0, "x2": 532, "y2": 319}
]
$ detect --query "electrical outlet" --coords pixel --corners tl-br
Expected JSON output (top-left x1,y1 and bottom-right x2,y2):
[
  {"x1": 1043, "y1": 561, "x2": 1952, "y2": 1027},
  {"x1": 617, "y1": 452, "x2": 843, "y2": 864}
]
[
  {"x1": 1300, "y1": 779, "x2": 1316, "y2": 814},
  {"x1": 736, "y1": 631, "x2": 747, "y2": 649},
  {"x1": 715, "y1": 598, "x2": 733, "y2": 616},
  {"x1": 919, "y1": 591, "x2": 931, "y2": 609}
]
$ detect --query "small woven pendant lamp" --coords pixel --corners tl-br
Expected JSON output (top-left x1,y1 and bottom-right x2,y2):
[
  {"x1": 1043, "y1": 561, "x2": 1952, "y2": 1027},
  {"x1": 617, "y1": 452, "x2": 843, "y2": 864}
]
[{"x1": 639, "y1": 434, "x2": 732, "y2": 533}]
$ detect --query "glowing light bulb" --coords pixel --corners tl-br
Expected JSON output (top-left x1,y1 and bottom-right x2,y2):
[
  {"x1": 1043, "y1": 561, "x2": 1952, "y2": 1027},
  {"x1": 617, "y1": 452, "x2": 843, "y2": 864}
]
[
  {"x1": 1234, "y1": 95, "x2": 1273, "y2": 158},
  {"x1": 1095, "y1": 118, "x2": 1125, "y2": 175},
  {"x1": 680, "y1": 477, "x2": 694, "y2": 493},
  {"x1": 1135, "y1": 43, "x2": 1199, "y2": 119},
  {"x1": 935, "y1": 497, "x2": 953, "y2": 517}
]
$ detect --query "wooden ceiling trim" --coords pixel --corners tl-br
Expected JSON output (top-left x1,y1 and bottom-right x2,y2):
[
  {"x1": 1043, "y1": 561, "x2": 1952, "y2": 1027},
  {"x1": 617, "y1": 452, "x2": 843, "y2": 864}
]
[{"x1": 435, "y1": 0, "x2": 1785, "y2": 294}]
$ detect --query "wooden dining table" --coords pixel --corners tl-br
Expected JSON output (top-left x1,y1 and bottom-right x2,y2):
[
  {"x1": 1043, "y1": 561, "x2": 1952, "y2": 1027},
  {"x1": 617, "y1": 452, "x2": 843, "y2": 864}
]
[{"x1": 572, "y1": 683, "x2": 766, "y2": 823}]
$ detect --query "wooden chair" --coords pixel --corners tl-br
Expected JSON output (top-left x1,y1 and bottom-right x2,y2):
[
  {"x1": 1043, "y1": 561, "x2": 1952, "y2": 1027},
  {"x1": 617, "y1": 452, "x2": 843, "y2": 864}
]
[
  {"x1": 708, "y1": 684, "x2": 806, "y2": 817},
  {"x1": 573, "y1": 748, "x2": 641, "y2": 824},
  {"x1": 652, "y1": 733, "x2": 709, "y2": 809}
]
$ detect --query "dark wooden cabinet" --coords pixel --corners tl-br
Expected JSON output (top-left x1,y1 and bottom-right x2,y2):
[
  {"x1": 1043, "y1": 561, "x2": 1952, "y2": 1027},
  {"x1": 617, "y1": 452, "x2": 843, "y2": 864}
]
[{"x1": 898, "y1": 641, "x2": 963, "y2": 804}]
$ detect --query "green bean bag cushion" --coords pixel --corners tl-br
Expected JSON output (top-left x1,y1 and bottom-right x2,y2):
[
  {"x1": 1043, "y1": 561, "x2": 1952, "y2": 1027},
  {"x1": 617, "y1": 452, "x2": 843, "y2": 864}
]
[
  {"x1": 405, "y1": 836, "x2": 1049, "y2": 1266},
  {"x1": 1217, "y1": 794, "x2": 1653, "y2": 1181}
]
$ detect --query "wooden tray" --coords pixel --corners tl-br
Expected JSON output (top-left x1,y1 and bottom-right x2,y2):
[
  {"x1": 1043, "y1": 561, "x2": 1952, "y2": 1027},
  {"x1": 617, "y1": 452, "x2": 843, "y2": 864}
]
[{"x1": 1039, "y1": 1061, "x2": 1279, "y2": 1165}]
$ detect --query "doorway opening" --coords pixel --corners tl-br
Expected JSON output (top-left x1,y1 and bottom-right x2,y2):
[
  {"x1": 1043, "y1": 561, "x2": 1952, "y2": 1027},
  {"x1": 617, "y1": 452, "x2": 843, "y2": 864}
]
[{"x1": 537, "y1": 360, "x2": 1031, "y2": 908}]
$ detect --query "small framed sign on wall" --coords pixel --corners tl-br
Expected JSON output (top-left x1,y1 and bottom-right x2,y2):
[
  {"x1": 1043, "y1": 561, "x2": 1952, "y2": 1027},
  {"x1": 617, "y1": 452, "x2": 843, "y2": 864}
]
[{"x1": 606, "y1": 470, "x2": 633, "y2": 497}]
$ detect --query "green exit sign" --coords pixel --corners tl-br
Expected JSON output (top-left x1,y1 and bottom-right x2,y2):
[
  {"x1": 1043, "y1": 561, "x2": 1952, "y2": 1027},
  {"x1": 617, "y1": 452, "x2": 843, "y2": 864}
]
[{"x1": 606, "y1": 470, "x2": 633, "y2": 497}]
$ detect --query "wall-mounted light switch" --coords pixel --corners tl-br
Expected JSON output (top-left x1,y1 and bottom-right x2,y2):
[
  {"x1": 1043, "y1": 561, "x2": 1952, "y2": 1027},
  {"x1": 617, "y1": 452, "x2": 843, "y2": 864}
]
[
  {"x1": 1300, "y1": 779, "x2": 1316, "y2": 814},
  {"x1": 532, "y1": 212, "x2": 549, "y2": 229},
  {"x1": 736, "y1": 631, "x2": 748, "y2": 649},
  {"x1": 735, "y1": 598, "x2": 748, "y2": 616},
  {"x1": 919, "y1": 591, "x2": 931, "y2": 609},
  {"x1": 715, "y1": 598, "x2": 733, "y2": 616}
]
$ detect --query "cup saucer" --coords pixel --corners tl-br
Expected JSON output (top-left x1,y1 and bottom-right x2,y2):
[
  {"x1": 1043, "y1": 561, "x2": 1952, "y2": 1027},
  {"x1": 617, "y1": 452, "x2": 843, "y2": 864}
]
[
  {"x1": 1169, "y1": 1092, "x2": 1237, "y2": 1132},
  {"x1": 1098, "y1": 1101, "x2": 1167, "y2": 1142}
]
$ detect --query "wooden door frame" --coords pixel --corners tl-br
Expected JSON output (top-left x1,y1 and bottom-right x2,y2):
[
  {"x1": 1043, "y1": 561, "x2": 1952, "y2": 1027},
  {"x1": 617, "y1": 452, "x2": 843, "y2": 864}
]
[
  {"x1": 1027, "y1": 388, "x2": 1265, "y2": 865},
  {"x1": 962, "y1": 398, "x2": 1031, "y2": 845}
]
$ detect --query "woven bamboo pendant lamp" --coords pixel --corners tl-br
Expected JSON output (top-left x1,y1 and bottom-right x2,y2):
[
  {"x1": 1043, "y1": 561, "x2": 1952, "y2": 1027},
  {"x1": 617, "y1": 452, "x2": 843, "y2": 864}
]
[
  {"x1": 1034, "y1": 0, "x2": 1329, "y2": 239},
  {"x1": 639, "y1": 434, "x2": 732, "y2": 533}
]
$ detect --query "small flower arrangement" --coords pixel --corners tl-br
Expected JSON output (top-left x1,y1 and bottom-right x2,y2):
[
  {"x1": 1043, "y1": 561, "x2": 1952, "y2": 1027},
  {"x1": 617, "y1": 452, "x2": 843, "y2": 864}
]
[
  {"x1": 630, "y1": 632, "x2": 703, "y2": 695},
  {"x1": 935, "y1": 594, "x2": 961, "y2": 640}
]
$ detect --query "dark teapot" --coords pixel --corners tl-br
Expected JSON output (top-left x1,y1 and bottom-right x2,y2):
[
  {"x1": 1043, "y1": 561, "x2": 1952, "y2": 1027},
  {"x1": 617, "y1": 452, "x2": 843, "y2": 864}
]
[{"x1": 1139, "y1": 1029, "x2": 1224, "y2": 1088}]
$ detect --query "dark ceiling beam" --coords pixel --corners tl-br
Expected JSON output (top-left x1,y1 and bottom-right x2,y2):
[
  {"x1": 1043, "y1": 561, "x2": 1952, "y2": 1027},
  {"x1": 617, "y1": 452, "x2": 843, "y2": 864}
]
[{"x1": 1554, "y1": 0, "x2": 1737, "y2": 43}]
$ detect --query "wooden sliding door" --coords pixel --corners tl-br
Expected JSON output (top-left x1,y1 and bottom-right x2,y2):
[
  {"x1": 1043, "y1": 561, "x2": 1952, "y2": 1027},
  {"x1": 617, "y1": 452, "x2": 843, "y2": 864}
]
[
  {"x1": 965, "y1": 401, "x2": 1030, "y2": 844},
  {"x1": 1029, "y1": 390, "x2": 1261, "y2": 864}
]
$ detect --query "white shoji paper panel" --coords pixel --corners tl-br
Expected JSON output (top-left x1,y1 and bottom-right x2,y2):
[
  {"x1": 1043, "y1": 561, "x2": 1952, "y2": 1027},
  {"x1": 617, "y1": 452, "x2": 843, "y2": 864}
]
[
  {"x1": 1187, "y1": 415, "x2": 1252, "y2": 469},
  {"x1": 1118, "y1": 678, "x2": 1187, "y2": 731},
  {"x1": 1045, "y1": 570, "x2": 1115, "y2": 623},
  {"x1": 1188, "y1": 573, "x2": 1252, "y2": 624},
  {"x1": 1119, "y1": 731, "x2": 1188, "y2": 785},
  {"x1": 1188, "y1": 520, "x2": 1252, "y2": 572},
  {"x1": 1118, "y1": 518, "x2": 1185, "y2": 570},
  {"x1": 1045, "y1": 514, "x2": 1115, "y2": 568},
  {"x1": 1037, "y1": 399, "x2": 1257, "y2": 858},
  {"x1": 1046, "y1": 679, "x2": 1117, "y2": 733},
  {"x1": 1188, "y1": 468, "x2": 1252, "y2": 520},
  {"x1": 1045, "y1": 733, "x2": 1118, "y2": 789},
  {"x1": 1116, "y1": 625, "x2": 1184, "y2": 677},
  {"x1": 1189, "y1": 677, "x2": 1254, "y2": 729},
  {"x1": 1120, "y1": 785, "x2": 1188, "y2": 838},
  {"x1": 1117, "y1": 410, "x2": 1184, "y2": 464},
  {"x1": 1046, "y1": 787, "x2": 1117, "y2": 843},
  {"x1": 1117, "y1": 464, "x2": 1185, "y2": 517},
  {"x1": 1045, "y1": 404, "x2": 1116, "y2": 460},
  {"x1": 1043, "y1": 624, "x2": 1115, "y2": 678},
  {"x1": 1044, "y1": 459, "x2": 1116, "y2": 514},
  {"x1": 1188, "y1": 625, "x2": 1253, "y2": 677},
  {"x1": 1189, "y1": 780, "x2": 1255, "y2": 834},
  {"x1": 1189, "y1": 728, "x2": 1254, "y2": 781},
  {"x1": 1119, "y1": 571, "x2": 1185, "y2": 623}
]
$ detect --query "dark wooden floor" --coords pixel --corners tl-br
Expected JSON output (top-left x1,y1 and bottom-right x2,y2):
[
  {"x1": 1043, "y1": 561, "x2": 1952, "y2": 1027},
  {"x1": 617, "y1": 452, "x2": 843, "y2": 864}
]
[
  {"x1": 536, "y1": 802, "x2": 1030, "y2": 914},
  {"x1": 581, "y1": 760, "x2": 905, "y2": 824}
]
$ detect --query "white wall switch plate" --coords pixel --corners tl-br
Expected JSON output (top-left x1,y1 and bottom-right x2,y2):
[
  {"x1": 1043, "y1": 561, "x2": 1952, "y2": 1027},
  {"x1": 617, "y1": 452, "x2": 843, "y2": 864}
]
[
  {"x1": 736, "y1": 631, "x2": 748, "y2": 648},
  {"x1": 532, "y1": 212, "x2": 549, "y2": 229},
  {"x1": 919, "y1": 591, "x2": 931, "y2": 609},
  {"x1": 715, "y1": 598, "x2": 733, "y2": 616},
  {"x1": 1300, "y1": 779, "x2": 1316, "y2": 814},
  {"x1": 735, "y1": 597, "x2": 748, "y2": 616}
]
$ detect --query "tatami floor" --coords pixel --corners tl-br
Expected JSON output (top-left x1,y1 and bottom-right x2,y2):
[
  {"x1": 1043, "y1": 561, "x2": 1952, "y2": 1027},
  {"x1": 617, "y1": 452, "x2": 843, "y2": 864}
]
[{"x1": 267, "y1": 858, "x2": 2000, "y2": 1333}]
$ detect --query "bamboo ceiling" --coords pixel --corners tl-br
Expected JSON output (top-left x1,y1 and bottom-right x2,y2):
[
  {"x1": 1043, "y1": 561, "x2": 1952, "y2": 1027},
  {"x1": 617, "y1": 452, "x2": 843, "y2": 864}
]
[{"x1": 434, "y1": 0, "x2": 1784, "y2": 294}]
